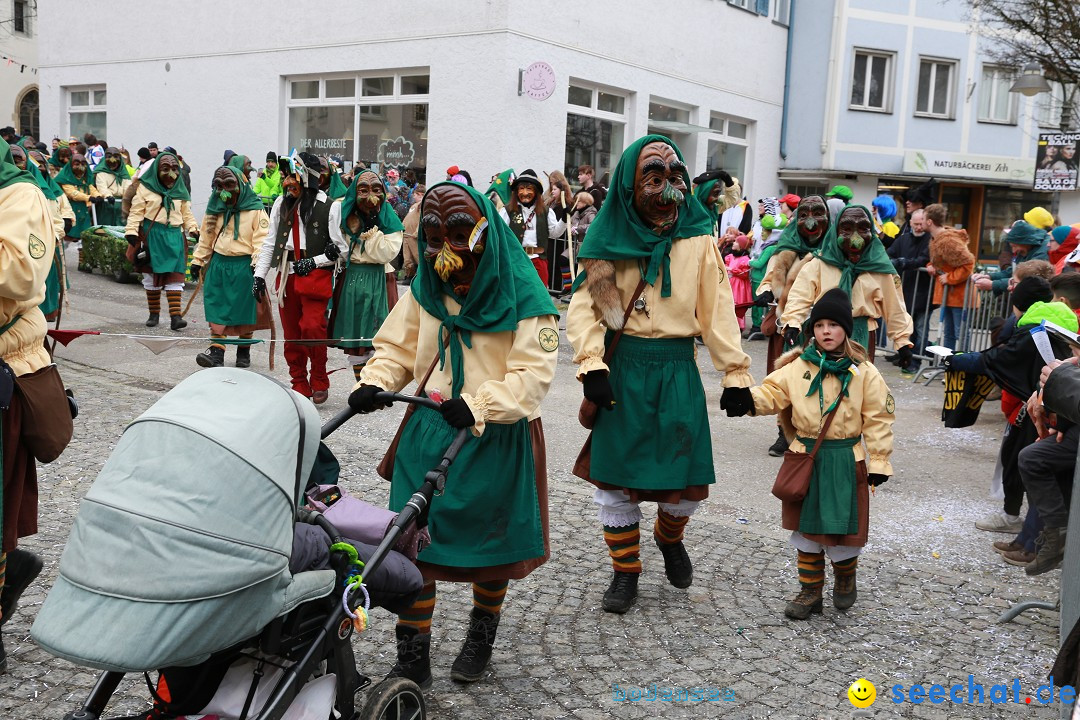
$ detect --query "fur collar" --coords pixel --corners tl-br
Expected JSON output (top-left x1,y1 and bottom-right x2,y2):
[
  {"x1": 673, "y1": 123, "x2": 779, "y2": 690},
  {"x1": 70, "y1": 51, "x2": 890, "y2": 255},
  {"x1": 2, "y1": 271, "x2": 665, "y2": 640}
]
[{"x1": 580, "y1": 258, "x2": 627, "y2": 329}]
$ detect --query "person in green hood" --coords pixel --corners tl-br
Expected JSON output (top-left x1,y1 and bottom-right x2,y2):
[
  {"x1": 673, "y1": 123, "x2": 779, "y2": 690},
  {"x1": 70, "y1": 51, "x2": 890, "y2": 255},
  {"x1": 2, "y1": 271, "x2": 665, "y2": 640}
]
[
  {"x1": 780, "y1": 204, "x2": 914, "y2": 364},
  {"x1": 190, "y1": 166, "x2": 270, "y2": 368},
  {"x1": 566, "y1": 135, "x2": 754, "y2": 614},
  {"x1": 14, "y1": 147, "x2": 69, "y2": 322},
  {"x1": 972, "y1": 219, "x2": 1050, "y2": 293},
  {"x1": 327, "y1": 170, "x2": 404, "y2": 384},
  {"x1": 254, "y1": 151, "x2": 283, "y2": 210},
  {"x1": 348, "y1": 181, "x2": 559, "y2": 689},
  {"x1": 484, "y1": 168, "x2": 515, "y2": 210},
  {"x1": 46, "y1": 142, "x2": 70, "y2": 179},
  {"x1": 55, "y1": 152, "x2": 103, "y2": 271},
  {"x1": 691, "y1": 167, "x2": 740, "y2": 237},
  {"x1": 92, "y1": 146, "x2": 131, "y2": 226}
]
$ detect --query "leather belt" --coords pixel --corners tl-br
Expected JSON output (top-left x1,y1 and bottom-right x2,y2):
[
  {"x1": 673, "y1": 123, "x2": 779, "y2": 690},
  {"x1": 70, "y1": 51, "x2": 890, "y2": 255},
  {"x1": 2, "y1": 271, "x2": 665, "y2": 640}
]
[{"x1": 523, "y1": 247, "x2": 543, "y2": 256}]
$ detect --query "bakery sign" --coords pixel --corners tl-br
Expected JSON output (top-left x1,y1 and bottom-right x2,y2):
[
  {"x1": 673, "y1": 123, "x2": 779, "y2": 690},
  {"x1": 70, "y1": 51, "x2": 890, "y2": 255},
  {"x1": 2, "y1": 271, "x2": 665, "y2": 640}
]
[
  {"x1": 378, "y1": 136, "x2": 416, "y2": 168},
  {"x1": 902, "y1": 150, "x2": 1036, "y2": 184}
]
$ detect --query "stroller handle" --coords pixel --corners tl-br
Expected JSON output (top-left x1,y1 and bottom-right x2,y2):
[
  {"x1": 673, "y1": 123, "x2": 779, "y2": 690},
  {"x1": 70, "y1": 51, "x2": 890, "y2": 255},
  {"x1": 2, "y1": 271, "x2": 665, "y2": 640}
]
[{"x1": 320, "y1": 392, "x2": 444, "y2": 439}]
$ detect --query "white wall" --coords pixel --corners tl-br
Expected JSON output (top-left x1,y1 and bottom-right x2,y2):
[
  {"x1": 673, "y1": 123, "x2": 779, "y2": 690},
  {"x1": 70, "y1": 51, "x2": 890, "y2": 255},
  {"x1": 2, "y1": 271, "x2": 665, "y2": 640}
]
[{"x1": 0, "y1": 1, "x2": 37, "y2": 132}]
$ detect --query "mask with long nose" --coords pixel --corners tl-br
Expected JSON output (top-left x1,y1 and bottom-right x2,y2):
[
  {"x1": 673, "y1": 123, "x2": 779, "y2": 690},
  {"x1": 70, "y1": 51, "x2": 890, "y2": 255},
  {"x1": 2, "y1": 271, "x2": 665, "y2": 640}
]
[
  {"x1": 633, "y1": 142, "x2": 687, "y2": 233},
  {"x1": 421, "y1": 184, "x2": 487, "y2": 295},
  {"x1": 796, "y1": 195, "x2": 828, "y2": 247}
]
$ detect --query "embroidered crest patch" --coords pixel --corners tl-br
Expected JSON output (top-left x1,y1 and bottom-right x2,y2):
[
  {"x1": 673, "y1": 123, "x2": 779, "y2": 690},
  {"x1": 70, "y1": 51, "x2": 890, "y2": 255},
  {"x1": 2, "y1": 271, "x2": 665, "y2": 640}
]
[
  {"x1": 539, "y1": 327, "x2": 559, "y2": 352},
  {"x1": 260, "y1": 218, "x2": 269, "y2": 229},
  {"x1": 717, "y1": 263, "x2": 726, "y2": 284},
  {"x1": 28, "y1": 234, "x2": 45, "y2": 259},
  {"x1": 885, "y1": 394, "x2": 895, "y2": 414},
  {"x1": 803, "y1": 371, "x2": 812, "y2": 381},
  {"x1": 893, "y1": 275, "x2": 902, "y2": 289}
]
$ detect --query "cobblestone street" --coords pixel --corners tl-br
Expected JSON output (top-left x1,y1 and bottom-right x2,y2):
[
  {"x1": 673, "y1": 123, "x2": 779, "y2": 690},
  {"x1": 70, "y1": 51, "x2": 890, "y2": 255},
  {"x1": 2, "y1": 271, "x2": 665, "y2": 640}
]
[{"x1": 0, "y1": 262, "x2": 1065, "y2": 719}]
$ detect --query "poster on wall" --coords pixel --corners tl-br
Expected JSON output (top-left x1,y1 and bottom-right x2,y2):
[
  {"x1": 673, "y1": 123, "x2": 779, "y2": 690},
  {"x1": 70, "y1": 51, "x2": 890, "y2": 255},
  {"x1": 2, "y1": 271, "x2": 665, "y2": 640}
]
[
  {"x1": 378, "y1": 136, "x2": 416, "y2": 169},
  {"x1": 1034, "y1": 132, "x2": 1080, "y2": 191}
]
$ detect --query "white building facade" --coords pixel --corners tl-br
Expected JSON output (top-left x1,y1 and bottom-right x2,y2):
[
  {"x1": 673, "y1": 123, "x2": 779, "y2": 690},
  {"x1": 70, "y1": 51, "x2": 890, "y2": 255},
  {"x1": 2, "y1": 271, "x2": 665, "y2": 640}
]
[
  {"x1": 783, "y1": 0, "x2": 1080, "y2": 262},
  {"x1": 0, "y1": 0, "x2": 38, "y2": 138},
  {"x1": 38, "y1": 0, "x2": 791, "y2": 216}
]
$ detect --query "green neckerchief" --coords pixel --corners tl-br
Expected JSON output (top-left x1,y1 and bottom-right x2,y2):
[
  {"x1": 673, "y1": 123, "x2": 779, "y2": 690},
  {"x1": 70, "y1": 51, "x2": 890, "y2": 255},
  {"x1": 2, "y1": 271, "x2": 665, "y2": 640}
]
[
  {"x1": 92, "y1": 157, "x2": 131, "y2": 183},
  {"x1": 800, "y1": 343, "x2": 854, "y2": 416},
  {"x1": 53, "y1": 157, "x2": 94, "y2": 193},
  {"x1": 485, "y1": 168, "x2": 515, "y2": 206},
  {"x1": 0, "y1": 139, "x2": 35, "y2": 190},
  {"x1": 26, "y1": 159, "x2": 60, "y2": 200},
  {"x1": 328, "y1": 170, "x2": 348, "y2": 201},
  {"x1": 204, "y1": 166, "x2": 265, "y2": 240},
  {"x1": 773, "y1": 194, "x2": 828, "y2": 256},
  {"x1": 137, "y1": 153, "x2": 191, "y2": 227},
  {"x1": 816, "y1": 204, "x2": 896, "y2": 297},
  {"x1": 412, "y1": 181, "x2": 559, "y2": 396},
  {"x1": 574, "y1": 134, "x2": 715, "y2": 298},
  {"x1": 339, "y1": 173, "x2": 406, "y2": 252}
]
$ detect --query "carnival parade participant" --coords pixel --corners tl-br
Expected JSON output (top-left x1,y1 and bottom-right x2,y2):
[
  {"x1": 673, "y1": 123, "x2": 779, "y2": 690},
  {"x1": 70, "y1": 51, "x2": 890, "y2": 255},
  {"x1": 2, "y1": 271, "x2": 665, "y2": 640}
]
[
  {"x1": 92, "y1": 146, "x2": 131, "y2": 226},
  {"x1": 253, "y1": 153, "x2": 345, "y2": 404},
  {"x1": 692, "y1": 168, "x2": 740, "y2": 237},
  {"x1": 328, "y1": 170, "x2": 404, "y2": 382},
  {"x1": 254, "y1": 151, "x2": 283, "y2": 209},
  {"x1": 349, "y1": 181, "x2": 559, "y2": 687},
  {"x1": 125, "y1": 151, "x2": 199, "y2": 331},
  {"x1": 191, "y1": 166, "x2": 268, "y2": 368},
  {"x1": 567, "y1": 135, "x2": 754, "y2": 614},
  {"x1": 499, "y1": 169, "x2": 565, "y2": 286},
  {"x1": 55, "y1": 153, "x2": 102, "y2": 270},
  {"x1": 15, "y1": 147, "x2": 70, "y2": 322},
  {"x1": 738, "y1": 288, "x2": 894, "y2": 619}
]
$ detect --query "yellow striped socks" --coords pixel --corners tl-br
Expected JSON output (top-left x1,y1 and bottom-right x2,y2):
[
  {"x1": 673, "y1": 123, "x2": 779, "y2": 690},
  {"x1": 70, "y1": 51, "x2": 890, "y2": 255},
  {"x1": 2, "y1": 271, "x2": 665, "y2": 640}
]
[
  {"x1": 604, "y1": 523, "x2": 642, "y2": 573},
  {"x1": 397, "y1": 580, "x2": 437, "y2": 634},
  {"x1": 797, "y1": 550, "x2": 825, "y2": 589},
  {"x1": 472, "y1": 580, "x2": 508, "y2": 615},
  {"x1": 654, "y1": 510, "x2": 688, "y2": 545}
]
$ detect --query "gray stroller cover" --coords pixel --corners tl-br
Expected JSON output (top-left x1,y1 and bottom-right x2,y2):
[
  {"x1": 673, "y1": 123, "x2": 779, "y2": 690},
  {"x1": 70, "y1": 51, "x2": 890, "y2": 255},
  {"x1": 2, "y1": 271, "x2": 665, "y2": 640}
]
[{"x1": 31, "y1": 368, "x2": 335, "y2": 672}]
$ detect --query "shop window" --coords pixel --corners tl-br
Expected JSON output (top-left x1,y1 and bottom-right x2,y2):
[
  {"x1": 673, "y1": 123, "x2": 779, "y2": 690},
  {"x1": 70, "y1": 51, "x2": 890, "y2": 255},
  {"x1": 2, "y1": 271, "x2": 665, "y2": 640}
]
[
  {"x1": 915, "y1": 57, "x2": 956, "y2": 119},
  {"x1": 979, "y1": 187, "x2": 1051, "y2": 261},
  {"x1": 706, "y1": 113, "x2": 752, "y2": 182},
  {"x1": 850, "y1": 49, "x2": 894, "y2": 113},
  {"x1": 286, "y1": 70, "x2": 429, "y2": 177},
  {"x1": 787, "y1": 184, "x2": 828, "y2": 200},
  {"x1": 67, "y1": 85, "x2": 106, "y2": 140},
  {"x1": 564, "y1": 81, "x2": 628, "y2": 186},
  {"x1": 978, "y1": 65, "x2": 1018, "y2": 125}
]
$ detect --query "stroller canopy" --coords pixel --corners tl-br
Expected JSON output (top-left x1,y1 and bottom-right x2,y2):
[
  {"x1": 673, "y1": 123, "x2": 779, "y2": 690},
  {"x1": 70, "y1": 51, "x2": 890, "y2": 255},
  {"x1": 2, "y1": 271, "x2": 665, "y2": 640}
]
[{"x1": 33, "y1": 368, "x2": 324, "y2": 672}]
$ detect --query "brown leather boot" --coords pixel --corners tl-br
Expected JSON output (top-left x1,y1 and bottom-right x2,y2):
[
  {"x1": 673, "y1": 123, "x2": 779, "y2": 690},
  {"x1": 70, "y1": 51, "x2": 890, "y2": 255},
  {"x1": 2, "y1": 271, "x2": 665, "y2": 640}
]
[
  {"x1": 833, "y1": 563, "x2": 858, "y2": 610},
  {"x1": 784, "y1": 586, "x2": 823, "y2": 620}
]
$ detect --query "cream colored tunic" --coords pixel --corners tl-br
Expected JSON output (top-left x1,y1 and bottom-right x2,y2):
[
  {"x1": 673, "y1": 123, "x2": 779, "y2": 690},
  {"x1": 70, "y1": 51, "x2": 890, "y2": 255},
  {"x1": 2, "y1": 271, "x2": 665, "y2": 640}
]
[
  {"x1": 124, "y1": 183, "x2": 198, "y2": 237},
  {"x1": 329, "y1": 202, "x2": 403, "y2": 265},
  {"x1": 94, "y1": 172, "x2": 131, "y2": 200},
  {"x1": 780, "y1": 257, "x2": 913, "y2": 350},
  {"x1": 193, "y1": 210, "x2": 269, "y2": 266},
  {"x1": 0, "y1": 182, "x2": 57, "y2": 376},
  {"x1": 750, "y1": 356, "x2": 895, "y2": 476},
  {"x1": 566, "y1": 233, "x2": 753, "y2": 386},
  {"x1": 358, "y1": 291, "x2": 559, "y2": 437},
  {"x1": 60, "y1": 180, "x2": 101, "y2": 205}
]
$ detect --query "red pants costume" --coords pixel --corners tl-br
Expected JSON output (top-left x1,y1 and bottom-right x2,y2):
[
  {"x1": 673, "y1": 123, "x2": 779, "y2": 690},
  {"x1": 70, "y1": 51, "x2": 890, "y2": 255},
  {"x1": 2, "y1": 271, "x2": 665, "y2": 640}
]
[
  {"x1": 280, "y1": 270, "x2": 332, "y2": 395},
  {"x1": 530, "y1": 256, "x2": 549, "y2": 285}
]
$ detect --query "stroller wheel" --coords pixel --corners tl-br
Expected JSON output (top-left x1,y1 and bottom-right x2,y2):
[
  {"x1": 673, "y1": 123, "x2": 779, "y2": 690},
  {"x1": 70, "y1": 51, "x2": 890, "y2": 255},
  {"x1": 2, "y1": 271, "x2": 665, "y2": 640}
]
[{"x1": 360, "y1": 677, "x2": 427, "y2": 720}]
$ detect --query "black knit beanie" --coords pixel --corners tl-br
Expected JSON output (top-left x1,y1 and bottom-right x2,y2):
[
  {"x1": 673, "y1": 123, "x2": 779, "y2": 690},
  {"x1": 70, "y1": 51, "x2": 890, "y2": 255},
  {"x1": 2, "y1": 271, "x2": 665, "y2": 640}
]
[
  {"x1": 1011, "y1": 276, "x2": 1052, "y2": 314},
  {"x1": 266, "y1": 151, "x2": 277, "y2": 162},
  {"x1": 806, "y1": 288, "x2": 854, "y2": 339}
]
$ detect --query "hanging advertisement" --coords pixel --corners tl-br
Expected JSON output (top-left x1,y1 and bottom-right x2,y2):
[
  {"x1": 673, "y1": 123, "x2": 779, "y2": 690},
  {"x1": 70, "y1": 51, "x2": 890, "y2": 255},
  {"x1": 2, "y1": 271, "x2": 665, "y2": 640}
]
[{"x1": 1034, "y1": 132, "x2": 1080, "y2": 191}]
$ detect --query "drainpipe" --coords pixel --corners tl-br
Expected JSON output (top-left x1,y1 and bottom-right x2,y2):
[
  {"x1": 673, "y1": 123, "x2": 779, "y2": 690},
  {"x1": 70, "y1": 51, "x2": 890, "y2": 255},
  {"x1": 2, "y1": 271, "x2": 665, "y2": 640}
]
[
  {"x1": 820, "y1": 0, "x2": 843, "y2": 160},
  {"x1": 780, "y1": 0, "x2": 796, "y2": 160}
]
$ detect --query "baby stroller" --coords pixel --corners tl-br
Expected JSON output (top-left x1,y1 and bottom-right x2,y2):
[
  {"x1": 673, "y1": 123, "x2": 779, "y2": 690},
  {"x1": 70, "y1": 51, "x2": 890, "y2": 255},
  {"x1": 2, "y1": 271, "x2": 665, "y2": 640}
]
[{"x1": 31, "y1": 368, "x2": 468, "y2": 720}]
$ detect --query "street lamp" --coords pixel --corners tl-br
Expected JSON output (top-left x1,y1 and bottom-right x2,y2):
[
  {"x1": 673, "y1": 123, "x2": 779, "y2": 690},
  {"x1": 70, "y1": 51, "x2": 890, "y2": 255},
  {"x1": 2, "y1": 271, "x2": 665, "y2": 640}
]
[{"x1": 1009, "y1": 62, "x2": 1072, "y2": 215}]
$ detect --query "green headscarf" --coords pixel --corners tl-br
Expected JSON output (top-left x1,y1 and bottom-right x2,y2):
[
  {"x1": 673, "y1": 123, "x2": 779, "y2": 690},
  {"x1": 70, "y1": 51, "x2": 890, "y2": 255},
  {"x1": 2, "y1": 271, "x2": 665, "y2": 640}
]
[
  {"x1": 27, "y1": 158, "x2": 60, "y2": 200},
  {"x1": 773, "y1": 194, "x2": 828, "y2": 256},
  {"x1": 53, "y1": 155, "x2": 93, "y2": 193},
  {"x1": 484, "y1": 169, "x2": 515, "y2": 206},
  {"x1": 136, "y1": 152, "x2": 191, "y2": 228},
  {"x1": 204, "y1": 166, "x2": 265, "y2": 240},
  {"x1": 226, "y1": 154, "x2": 250, "y2": 182},
  {"x1": 92, "y1": 153, "x2": 131, "y2": 183},
  {"x1": 693, "y1": 178, "x2": 721, "y2": 230},
  {"x1": 0, "y1": 138, "x2": 35, "y2": 190},
  {"x1": 575, "y1": 134, "x2": 714, "y2": 297},
  {"x1": 800, "y1": 342, "x2": 854, "y2": 416},
  {"x1": 412, "y1": 182, "x2": 559, "y2": 397},
  {"x1": 328, "y1": 169, "x2": 349, "y2": 201},
  {"x1": 816, "y1": 204, "x2": 897, "y2": 296},
  {"x1": 48, "y1": 144, "x2": 68, "y2": 168},
  {"x1": 339, "y1": 171, "x2": 405, "y2": 248}
]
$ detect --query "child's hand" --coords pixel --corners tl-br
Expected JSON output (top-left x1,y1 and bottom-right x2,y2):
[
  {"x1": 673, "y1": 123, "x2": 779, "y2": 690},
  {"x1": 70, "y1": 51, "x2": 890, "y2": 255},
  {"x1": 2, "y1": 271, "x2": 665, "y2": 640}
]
[{"x1": 867, "y1": 473, "x2": 889, "y2": 487}]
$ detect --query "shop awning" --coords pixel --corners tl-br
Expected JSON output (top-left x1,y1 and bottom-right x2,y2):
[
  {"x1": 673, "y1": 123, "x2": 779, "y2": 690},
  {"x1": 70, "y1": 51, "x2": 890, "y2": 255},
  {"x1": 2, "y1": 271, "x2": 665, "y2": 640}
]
[{"x1": 647, "y1": 120, "x2": 715, "y2": 135}]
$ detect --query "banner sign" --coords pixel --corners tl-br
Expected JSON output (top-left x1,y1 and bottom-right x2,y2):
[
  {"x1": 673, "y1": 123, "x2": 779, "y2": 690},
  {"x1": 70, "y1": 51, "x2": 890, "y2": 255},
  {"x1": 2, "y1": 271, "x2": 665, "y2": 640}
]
[{"x1": 1034, "y1": 132, "x2": 1080, "y2": 191}]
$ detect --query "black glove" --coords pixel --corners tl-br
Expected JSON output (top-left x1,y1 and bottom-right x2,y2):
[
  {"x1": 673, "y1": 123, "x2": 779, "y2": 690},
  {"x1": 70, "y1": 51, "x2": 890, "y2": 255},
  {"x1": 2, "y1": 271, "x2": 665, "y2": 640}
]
[
  {"x1": 63, "y1": 218, "x2": 73, "y2": 234},
  {"x1": 292, "y1": 257, "x2": 317, "y2": 276},
  {"x1": 754, "y1": 290, "x2": 775, "y2": 307},
  {"x1": 0, "y1": 360, "x2": 13, "y2": 411},
  {"x1": 190, "y1": 264, "x2": 202, "y2": 281},
  {"x1": 582, "y1": 371, "x2": 615, "y2": 410},
  {"x1": 252, "y1": 276, "x2": 267, "y2": 302},
  {"x1": 324, "y1": 242, "x2": 341, "y2": 262},
  {"x1": 552, "y1": 203, "x2": 568, "y2": 221},
  {"x1": 439, "y1": 397, "x2": 475, "y2": 428},
  {"x1": 868, "y1": 473, "x2": 889, "y2": 487},
  {"x1": 126, "y1": 234, "x2": 140, "y2": 246},
  {"x1": 720, "y1": 386, "x2": 754, "y2": 417},
  {"x1": 896, "y1": 345, "x2": 913, "y2": 368},
  {"x1": 718, "y1": 170, "x2": 734, "y2": 187},
  {"x1": 942, "y1": 354, "x2": 954, "y2": 370},
  {"x1": 106, "y1": 197, "x2": 116, "y2": 205},
  {"x1": 783, "y1": 326, "x2": 801, "y2": 348},
  {"x1": 348, "y1": 384, "x2": 389, "y2": 414},
  {"x1": 90, "y1": 195, "x2": 103, "y2": 205}
]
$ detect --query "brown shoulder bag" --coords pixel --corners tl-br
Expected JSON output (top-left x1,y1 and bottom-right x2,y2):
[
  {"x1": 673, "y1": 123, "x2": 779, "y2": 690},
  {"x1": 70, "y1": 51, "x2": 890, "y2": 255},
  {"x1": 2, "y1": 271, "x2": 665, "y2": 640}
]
[{"x1": 770, "y1": 400, "x2": 842, "y2": 502}]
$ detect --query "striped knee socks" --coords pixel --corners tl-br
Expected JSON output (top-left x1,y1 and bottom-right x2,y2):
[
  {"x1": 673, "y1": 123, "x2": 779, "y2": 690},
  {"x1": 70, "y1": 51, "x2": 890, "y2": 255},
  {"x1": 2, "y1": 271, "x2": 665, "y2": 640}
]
[
  {"x1": 146, "y1": 289, "x2": 161, "y2": 314},
  {"x1": 472, "y1": 580, "x2": 508, "y2": 615},
  {"x1": 797, "y1": 550, "x2": 825, "y2": 589},
  {"x1": 654, "y1": 510, "x2": 689, "y2": 545},
  {"x1": 210, "y1": 334, "x2": 226, "y2": 351},
  {"x1": 166, "y1": 290, "x2": 182, "y2": 317},
  {"x1": 397, "y1": 581, "x2": 436, "y2": 634},
  {"x1": 832, "y1": 556, "x2": 857, "y2": 579},
  {"x1": 604, "y1": 523, "x2": 642, "y2": 573}
]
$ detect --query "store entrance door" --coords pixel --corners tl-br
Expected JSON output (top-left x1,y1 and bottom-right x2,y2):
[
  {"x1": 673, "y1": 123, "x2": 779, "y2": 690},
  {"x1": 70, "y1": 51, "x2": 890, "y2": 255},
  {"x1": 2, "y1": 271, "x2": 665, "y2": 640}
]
[{"x1": 939, "y1": 183, "x2": 984, "y2": 256}]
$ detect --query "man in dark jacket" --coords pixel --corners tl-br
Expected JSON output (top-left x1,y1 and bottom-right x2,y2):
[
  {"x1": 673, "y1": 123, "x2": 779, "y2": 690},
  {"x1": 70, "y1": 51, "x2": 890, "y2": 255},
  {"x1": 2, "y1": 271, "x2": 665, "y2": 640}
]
[{"x1": 887, "y1": 208, "x2": 931, "y2": 372}]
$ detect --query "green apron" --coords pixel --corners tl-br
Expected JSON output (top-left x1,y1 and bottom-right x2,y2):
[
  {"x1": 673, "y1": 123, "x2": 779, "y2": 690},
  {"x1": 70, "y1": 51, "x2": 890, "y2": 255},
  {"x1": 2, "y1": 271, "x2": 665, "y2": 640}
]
[
  {"x1": 39, "y1": 249, "x2": 62, "y2": 317},
  {"x1": 143, "y1": 219, "x2": 187, "y2": 274},
  {"x1": 202, "y1": 253, "x2": 257, "y2": 326},
  {"x1": 590, "y1": 334, "x2": 714, "y2": 489},
  {"x1": 70, "y1": 200, "x2": 93, "y2": 239},
  {"x1": 331, "y1": 262, "x2": 386, "y2": 348},
  {"x1": 796, "y1": 436, "x2": 860, "y2": 536},
  {"x1": 389, "y1": 405, "x2": 543, "y2": 568},
  {"x1": 96, "y1": 200, "x2": 122, "y2": 226}
]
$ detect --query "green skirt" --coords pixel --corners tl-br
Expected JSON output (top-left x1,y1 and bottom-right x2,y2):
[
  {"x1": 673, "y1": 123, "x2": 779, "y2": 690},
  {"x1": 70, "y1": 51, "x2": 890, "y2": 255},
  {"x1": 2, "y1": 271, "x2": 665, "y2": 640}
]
[
  {"x1": 390, "y1": 405, "x2": 543, "y2": 568},
  {"x1": 331, "y1": 262, "x2": 386, "y2": 348},
  {"x1": 590, "y1": 334, "x2": 714, "y2": 490},
  {"x1": 71, "y1": 201, "x2": 93, "y2": 238},
  {"x1": 203, "y1": 253, "x2": 256, "y2": 326},
  {"x1": 40, "y1": 250, "x2": 61, "y2": 316},
  {"x1": 144, "y1": 220, "x2": 187, "y2": 274},
  {"x1": 797, "y1": 436, "x2": 860, "y2": 535},
  {"x1": 96, "y1": 200, "x2": 122, "y2": 227}
]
